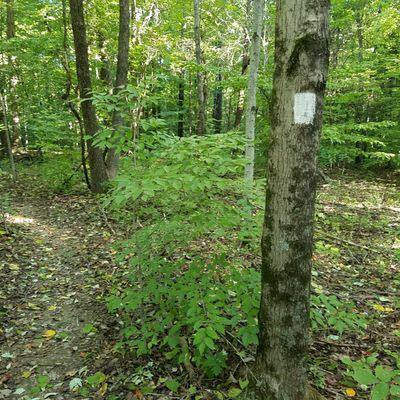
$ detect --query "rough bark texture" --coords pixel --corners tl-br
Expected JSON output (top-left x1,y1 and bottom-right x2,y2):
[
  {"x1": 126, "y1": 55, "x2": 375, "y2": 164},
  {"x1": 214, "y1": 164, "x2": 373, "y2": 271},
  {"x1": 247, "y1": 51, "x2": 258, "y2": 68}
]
[
  {"x1": 194, "y1": 0, "x2": 206, "y2": 135},
  {"x1": 0, "y1": 92, "x2": 16, "y2": 181},
  {"x1": 105, "y1": 0, "x2": 130, "y2": 179},
  {"x1": 253, "y1": 0, "x2": 330, "y2": 399},
  {"x1": 61, "y1": 0, "x2": 90, "y2": 189},
  {"x1": 69, "y1": 0, "x2": 108, "y2": 193},
  {"x1": 244, "y1": 0, "x2": 265, "y2": 183}
]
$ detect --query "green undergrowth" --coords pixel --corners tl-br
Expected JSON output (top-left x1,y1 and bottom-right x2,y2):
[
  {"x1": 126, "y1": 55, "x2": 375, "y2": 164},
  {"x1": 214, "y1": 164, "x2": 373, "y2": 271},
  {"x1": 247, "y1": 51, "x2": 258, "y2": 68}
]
[{"x1": 99, "y1": 132, "x2": 399, "y2": 398}]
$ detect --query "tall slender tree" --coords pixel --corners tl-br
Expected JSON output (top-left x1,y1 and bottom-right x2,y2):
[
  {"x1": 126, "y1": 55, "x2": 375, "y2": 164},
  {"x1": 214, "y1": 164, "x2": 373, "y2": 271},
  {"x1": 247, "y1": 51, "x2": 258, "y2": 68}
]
[
  {"x1": 252, "y1": 0, "x2": 330, "y2": 398},
  {"x1": 233, "y1": 0, "x2": 251, "y2": 129},
  {"x1": 244, "y1": 0, "x2": 265, "y2": 183},
  {"x1": 106, "y1": 0, "x2": 131, "y2": 179},
  {"x1": 194, "y1": 0, "x2": 206, "y2": 135},
  {"x1": 0, "y1": 91, "x2": 16, "y2": 181},
  {"x1": 69, "y1": 0, "x2": 108, "y2": 193},
  {"x1": 6, "y1": 0, "x2": 20, "y2": 145}
]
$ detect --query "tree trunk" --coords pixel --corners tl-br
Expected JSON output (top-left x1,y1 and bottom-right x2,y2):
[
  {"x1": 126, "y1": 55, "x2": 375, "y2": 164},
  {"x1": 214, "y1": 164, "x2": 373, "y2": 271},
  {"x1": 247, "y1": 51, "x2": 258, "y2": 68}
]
[
  {"x1": 213, "y1": 73, "x2": 223, "y2": 133},
  {"x1": 244, "y1": 0, "x2": 265, "y2": 183},
  {"x1": 0, "y1": 92, "x2": 16, "y2": 181},
  {"x1": 194, "y1": 0, "x2": 206, "y2": 135},
  {"x1": 105, "y1": 0, "x2": 130, "y2": 179},
  {"x1": 61, "y1": 0, "x2": 90, "y2": 189},
  {"x1": 177, "y1": 70, "x2": 185, "y2": 137},
  {"x1": 6, "y1": 0, "x2": 20, "y2": 145},
  {"x1": 69, "y1": 0, "x2": 108, "y2": 193},
  {"x1": 233, "y1": 0, "x2": 251, "y2": 129},
  {"x1": 97, "y1": 31, "x2": 113, "y2": 88},
  {"x1": 252, "y1": 0, "x2": 330, "y2": 398}
]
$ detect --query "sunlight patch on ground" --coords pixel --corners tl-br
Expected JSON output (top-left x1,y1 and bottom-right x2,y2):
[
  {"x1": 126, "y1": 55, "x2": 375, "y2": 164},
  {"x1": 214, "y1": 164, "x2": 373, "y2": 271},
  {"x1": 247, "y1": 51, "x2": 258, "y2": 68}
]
[{"x1": 5, "y1": 213, "x2": 34, "y2": 225}]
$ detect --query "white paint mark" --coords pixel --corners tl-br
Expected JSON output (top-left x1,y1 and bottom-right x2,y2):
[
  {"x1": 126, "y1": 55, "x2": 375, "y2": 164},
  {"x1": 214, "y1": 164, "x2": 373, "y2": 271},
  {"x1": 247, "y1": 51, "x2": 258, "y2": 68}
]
[{"x1": 293, "y1": 92, "x2": 316, "y2": 125}]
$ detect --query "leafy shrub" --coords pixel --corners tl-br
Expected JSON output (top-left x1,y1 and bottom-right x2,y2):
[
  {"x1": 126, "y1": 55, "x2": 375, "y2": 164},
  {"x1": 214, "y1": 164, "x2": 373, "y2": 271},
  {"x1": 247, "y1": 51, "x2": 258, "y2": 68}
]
[
  {"x1": 311, "y1": 293, "x2": 367, "y2": 334},
  {"x1": 342, "y1": 353, "x2": 400, "y2": 400},
  {"x1": 105, "y1": 131, "x2": 369, "y2": 379},
  {"x1": 107, "y1": 255, "x2": 260, "y2": 378},
  {"x1": 320, "y1": 121, "x2": 400, "y2": 167}
]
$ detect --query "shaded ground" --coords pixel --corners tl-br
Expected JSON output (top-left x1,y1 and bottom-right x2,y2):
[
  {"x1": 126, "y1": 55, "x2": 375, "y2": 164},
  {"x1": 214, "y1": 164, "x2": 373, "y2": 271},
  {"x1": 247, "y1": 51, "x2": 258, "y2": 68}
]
[{"x1": 0, "y1": 185, "x2": 115, "y2": 399}]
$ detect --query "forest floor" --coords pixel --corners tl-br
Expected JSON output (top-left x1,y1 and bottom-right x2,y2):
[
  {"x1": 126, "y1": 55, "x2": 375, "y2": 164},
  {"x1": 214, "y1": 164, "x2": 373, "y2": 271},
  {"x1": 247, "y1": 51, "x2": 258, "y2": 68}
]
[
  {"x1": 0, "y1": 168, "x2": 399, "y2": 400},
  {"x1": 0, "y1": 179, "x2": 118, "y2": 399}
]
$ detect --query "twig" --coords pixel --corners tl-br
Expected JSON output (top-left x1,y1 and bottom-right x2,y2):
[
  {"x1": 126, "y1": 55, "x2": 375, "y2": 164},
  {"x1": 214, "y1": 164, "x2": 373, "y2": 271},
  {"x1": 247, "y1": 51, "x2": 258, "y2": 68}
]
[
  {"x1": 98, "y1": 205, "x2": 116, "y2": 234},
  {"x1": 315, "y1": 229, "x2": 388, "y2": 256},
  {"x1": 314, "y1": 339, "x2": 370, "y2": 349},
  {"x1": 223, "y1": 332, "x2": 259, "y2": 385}
]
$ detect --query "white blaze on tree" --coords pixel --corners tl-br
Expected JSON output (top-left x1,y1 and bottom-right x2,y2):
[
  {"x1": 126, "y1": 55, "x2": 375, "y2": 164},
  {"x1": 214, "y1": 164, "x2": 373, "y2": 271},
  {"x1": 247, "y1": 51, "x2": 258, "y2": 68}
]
[{"x1": 294, "y1": 92, "x2": 317, "y2": 124}]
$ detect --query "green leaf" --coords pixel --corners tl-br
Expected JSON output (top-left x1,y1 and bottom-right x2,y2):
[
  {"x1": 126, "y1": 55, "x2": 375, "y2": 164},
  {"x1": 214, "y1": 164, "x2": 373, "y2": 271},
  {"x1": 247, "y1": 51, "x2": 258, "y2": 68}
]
[
  {"x1": 371, "y1": 383, "x2": 390, "y2": 400},
  {"x1": 37, "y1": 375, "x2": 49, "y2": 388},
  {"x1": 87, "y1": 372, "x2": 106, "y2": 387},
  {"x1": 390, "y1": 384, "x2": 400, "y2": 396},
  {"x1": 204, "y1": 336, "x2": 216, "y2": 350},
  {"x1": 239, "y1": 379, "x2": 249, "y2": 389},
  {"x1": 227, "y1": 387, "x2": 242, "y2": 398},
  {"x1": 375, "y1": 366, "x2": 395, "y2": 383},
  {"x1": 165, "y1": 379, "x2": 180, "y2": 393},
  {"x1": 205, "y1": 326, "x2": 218, "y2": 339},
  {"x1": 352, "y1": 367, "x2": 378, "y2": 385}
]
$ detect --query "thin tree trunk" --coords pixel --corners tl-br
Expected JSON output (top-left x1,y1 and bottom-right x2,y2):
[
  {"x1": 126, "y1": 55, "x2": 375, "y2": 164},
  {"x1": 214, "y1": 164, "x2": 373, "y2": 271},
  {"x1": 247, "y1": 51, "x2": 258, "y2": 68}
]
[
  {"x1": 212, "y1": 73, "x2": 223, "y2": 134},
  {"x1": 244, "y1": 0, "x2": 265, "y2": 183},
  {"x1": 194, "y1": 0, "x2": 206, "y2": 135},
  {"x1": 61, "y1": 0, "x2": 90, "y2": 189},
  {"x1": 233, "y1": 0, "x2": 251, "y2": 128},
  {"x1": 0, "y1": 92, "x2": 16, "y2": 181},
  {"x1": 252, "y1": 0, "x2": 330, "y2": 398},
  {"x1": 97, "y1": 32, "x2": 113, "y2": 88},
  {"x1": 177, "y1": 70, "x2": 185, "y2": 137},
  {"x1": 69, "y1": 0, "x2": 108, "y2": 193},
  {"x1": 6, "y1": 0, "x2": 20, "y2": 145},
  {"x1": 106, "y1": 0, "x2": 130, "y2": 179}
]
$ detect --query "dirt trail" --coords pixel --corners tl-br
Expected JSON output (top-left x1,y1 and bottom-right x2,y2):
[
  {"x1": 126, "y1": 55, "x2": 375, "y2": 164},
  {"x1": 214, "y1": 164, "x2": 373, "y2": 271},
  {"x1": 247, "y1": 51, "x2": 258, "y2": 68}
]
[{"x1": 0, "y1": 191, "x2": 113, "y2": 399}]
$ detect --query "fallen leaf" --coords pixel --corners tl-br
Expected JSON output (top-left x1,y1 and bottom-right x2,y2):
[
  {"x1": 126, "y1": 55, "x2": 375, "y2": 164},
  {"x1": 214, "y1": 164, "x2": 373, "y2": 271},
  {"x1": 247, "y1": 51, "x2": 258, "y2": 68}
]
[
  {"x1": 22, "y1": 370, "x2": 32, "y2": 379},
  {"x1": 42, "y1": 329, "x2": 57, "y2": 339},
  {"x1": 48, "y1": 305, "x2": 57, "y2": 311},
  {"x1": 98, "y1": 382, "x2": 108, "y2": 396},
  {"x1": 373, "y1": 304, "x2": 394, "y2": 313}
]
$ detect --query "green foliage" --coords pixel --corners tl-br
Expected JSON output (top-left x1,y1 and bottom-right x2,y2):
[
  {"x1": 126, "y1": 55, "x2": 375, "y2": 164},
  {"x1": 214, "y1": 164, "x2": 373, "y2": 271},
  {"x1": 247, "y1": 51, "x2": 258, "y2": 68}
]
[
  {"x1": 104, "y1": 132, "x2": 260, "y2": 257},
  {"x1": 17, "y1": 152, "x2": 85, "y2": 193},
  {"x1": 342, "y1": 353, "x2": 400, "y2": 400},
  {"x1": 321, "y1": 122, "x2": 400, "y2": 167},
  {"x1": 104, "y1": 133, "x2": 369, "y2": 378},
  {"x1": 311, "y1": 293, "x2": 367, "y2": 334},
  {"x1": 107, "y1": 255, "x2": 259, "y2": 378}
]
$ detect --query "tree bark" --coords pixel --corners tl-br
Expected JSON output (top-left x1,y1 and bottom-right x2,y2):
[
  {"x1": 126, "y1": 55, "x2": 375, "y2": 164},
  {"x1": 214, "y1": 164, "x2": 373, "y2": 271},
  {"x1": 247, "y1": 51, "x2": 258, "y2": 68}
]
[
  {"x1": 61, "y1": 0, "x2": 90, "y2": 189},
  {"x1": 194, "y1": 0, "x2": 206, "y2": 135},
  {"x1": 212, "y1": 72, "x2": 223, "y2": 133},
  {"x1": 244, "y1": 0, "x2": 265, "y2": 183},
  {"x1": 105, "y1": 0, "x2": 130, "y2": 179},
  {"x1": 6, "y1": 0, "x2": 20, "y2": 145},
  {"x1": 177, "y1": 70, "x2": 185, "y2": 137},
  {"x1": 0, "y1": 92, "x2": 16, "y2": 181},
  {"x1": 69, "y1": 0, "x2": 108, "y2": 193},
  {"x1": 252, "y1": 0, "x2": 330, "y2": 398},
  {"x1": 233, "y1": 0, "x2": 251, "y2": 128}
]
